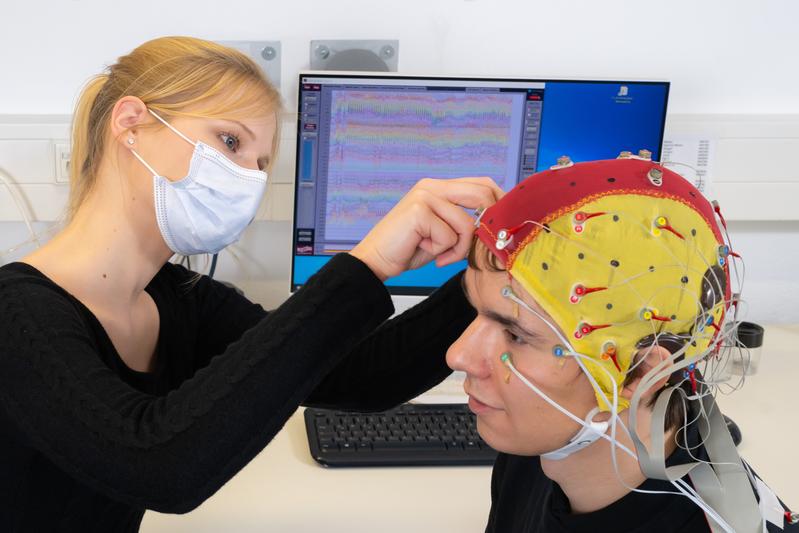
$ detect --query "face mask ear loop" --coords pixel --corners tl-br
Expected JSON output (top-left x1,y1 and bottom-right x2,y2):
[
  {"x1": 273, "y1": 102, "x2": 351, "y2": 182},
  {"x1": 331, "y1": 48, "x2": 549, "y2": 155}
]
[
  {"x1": 129, "y1": 148, "x2": 160, "y2": 178},
  {"x1": 148, "y1": 108, "x2": 197, "y2": 147}
]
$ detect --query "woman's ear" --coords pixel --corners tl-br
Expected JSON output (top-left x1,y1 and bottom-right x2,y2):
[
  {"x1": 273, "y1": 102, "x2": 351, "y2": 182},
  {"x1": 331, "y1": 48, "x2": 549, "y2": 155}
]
[
  {"x1": 109, "y1": 96, "x2": 150, "y2": 148},
  {"x1": 622, "y1": 344, "x2": 673, "y2": 402}
]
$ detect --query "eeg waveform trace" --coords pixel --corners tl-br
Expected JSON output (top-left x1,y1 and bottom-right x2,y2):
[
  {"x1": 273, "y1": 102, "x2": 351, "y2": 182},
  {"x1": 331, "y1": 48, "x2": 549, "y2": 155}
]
[{"x1": 324, "y1": 89, "x2": 524, "y2": 242}]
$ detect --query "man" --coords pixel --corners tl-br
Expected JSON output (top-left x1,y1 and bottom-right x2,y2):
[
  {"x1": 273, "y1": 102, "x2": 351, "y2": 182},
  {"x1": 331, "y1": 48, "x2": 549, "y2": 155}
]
[{"x1": 446, "y1": 157, "x2": 797, "y2": 532}]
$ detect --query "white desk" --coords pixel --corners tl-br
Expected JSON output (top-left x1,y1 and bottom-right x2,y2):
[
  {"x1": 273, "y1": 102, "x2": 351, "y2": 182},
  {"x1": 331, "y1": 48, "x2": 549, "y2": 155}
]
[{"x1": 142, "y1": 325, "x2": 799, "y2": 532}]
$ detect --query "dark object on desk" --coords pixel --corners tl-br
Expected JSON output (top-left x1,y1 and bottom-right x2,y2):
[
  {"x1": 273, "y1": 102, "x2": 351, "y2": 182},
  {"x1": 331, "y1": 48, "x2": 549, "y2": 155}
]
[
  {"x1": 305, "y1": 403, "x2": 497, "y2": 467},
  {"x1": 724, "y1": 415, "x2": 742, "y2": 447}
]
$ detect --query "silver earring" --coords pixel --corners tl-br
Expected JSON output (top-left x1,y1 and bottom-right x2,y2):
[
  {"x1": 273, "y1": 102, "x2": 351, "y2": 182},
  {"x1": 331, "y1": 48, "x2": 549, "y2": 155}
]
[{"x1": 127, "y1": 138, "x2": 135, "y2": 145}]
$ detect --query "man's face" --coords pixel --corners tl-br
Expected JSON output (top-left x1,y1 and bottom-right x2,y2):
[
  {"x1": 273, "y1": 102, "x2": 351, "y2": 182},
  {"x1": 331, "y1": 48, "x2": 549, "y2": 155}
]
[{"x1": 446, "y1": 263, "x2": 599, "y2": 456}]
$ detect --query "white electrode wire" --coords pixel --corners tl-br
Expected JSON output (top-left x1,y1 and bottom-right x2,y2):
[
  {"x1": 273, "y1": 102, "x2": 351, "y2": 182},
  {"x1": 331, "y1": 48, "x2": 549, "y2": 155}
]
[
  {"x1": 502, "y1": 287, "x2": 619, "y2": 414},
  {"x1": 503, "y1": 301, "x2": 737, "y2": 532},
  {"x1": 502, "y1": 357, "x2": 634, "y2": 457},
  {"x1": 566, "y1": 350, "x2": 721, "y2": 517},
  {"x1": 576, "y1": 353, "x2": 734, "y2": 533},
  {"x1": 0, "y1": 167, "x2": 40, "y2": 251},
  {"x1": 674, "y1": 477, "x2": 736, "y2": 533},
  {"x1": 505, "y1": 348, "x2": 735, "y2": 531}
]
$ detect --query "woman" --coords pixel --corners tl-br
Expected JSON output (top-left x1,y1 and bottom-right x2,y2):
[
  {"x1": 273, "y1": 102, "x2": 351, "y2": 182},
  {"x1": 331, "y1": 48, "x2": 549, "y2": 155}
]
[{"x1": 0, "y1": 36, "x2": 499, "y2": 531}]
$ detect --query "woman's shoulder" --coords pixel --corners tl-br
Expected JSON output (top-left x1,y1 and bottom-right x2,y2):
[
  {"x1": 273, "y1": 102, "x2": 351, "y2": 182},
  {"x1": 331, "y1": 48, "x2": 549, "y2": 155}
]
[
  {"x1": 0, "y1": 261, "x2": 50, "y2": 282},
  {"x1": 0, "y1": 262, "x2": 97, "y2": 360},
  {"x1": 0, "y1": 261, "x2": 74, "y2": 303}
]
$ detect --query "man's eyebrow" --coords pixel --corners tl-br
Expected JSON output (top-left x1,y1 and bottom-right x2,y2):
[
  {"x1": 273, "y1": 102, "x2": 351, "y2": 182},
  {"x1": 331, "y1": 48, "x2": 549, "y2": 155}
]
[
  {"x1": 460, "y1": 275, "x2": 542, "y2": 341},
  {"x1": 484, "y1": 310, "x2": 543, "y2": 341}
]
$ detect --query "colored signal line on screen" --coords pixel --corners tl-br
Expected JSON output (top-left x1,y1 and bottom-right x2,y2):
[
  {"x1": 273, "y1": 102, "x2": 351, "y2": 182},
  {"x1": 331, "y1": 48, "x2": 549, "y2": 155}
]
[{"x1": 324, "y1": 89, "x2": 524, "y2": 243}]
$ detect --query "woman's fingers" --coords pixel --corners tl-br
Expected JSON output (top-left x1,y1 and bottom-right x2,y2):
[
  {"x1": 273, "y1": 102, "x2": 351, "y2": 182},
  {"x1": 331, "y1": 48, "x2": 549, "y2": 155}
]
[
  {"x1": 421, "y1": 191, "x2": 477, "y2": 262},
  {"x1": 350, "y1": 176, "x2": 505, "y2": 280},
  {"x1": 442, "y1": 176, "x2": 505, "y2": 201},
  {"x1": 416, "y1": 177, "x2": 505, "y2": 206}
]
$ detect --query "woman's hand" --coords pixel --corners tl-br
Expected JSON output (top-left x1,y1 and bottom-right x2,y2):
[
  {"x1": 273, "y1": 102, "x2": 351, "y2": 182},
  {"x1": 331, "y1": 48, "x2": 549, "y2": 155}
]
[{"x1": 350, "y1": 177, "x2": 504, "y2": 281}]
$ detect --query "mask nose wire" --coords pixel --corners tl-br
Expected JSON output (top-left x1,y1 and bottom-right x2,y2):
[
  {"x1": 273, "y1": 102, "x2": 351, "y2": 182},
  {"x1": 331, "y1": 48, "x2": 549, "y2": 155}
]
[{"x1": 148, "y1": 108, "x2": 198, "y2": 148}]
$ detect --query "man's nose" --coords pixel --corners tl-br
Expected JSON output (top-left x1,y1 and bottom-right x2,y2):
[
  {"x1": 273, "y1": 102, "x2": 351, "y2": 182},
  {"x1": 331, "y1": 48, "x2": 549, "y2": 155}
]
[{"x1": 446, "y1": 317, "x2": 497, "y2": 379}]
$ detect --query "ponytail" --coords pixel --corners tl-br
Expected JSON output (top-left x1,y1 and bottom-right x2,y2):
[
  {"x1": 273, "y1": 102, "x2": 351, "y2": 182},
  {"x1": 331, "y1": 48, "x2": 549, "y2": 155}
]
[{"x1": 67, "y1": 74, "x2": 108, "y2": 219}]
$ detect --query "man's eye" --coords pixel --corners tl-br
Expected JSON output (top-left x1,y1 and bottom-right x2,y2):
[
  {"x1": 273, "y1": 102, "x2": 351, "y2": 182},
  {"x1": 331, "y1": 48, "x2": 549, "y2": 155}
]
[
  {"x1": 219, "y1": 132, "x2": 240, "y2": 153},
  {"x1": 505, "y1": 329, "x2": 525, "y2": 345}
]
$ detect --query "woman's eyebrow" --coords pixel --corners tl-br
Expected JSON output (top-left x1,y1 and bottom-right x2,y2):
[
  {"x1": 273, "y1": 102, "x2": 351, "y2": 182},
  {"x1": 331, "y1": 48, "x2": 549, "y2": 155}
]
[{"x1": 224, "y1": 119, "x2": 256, "y2": 140}]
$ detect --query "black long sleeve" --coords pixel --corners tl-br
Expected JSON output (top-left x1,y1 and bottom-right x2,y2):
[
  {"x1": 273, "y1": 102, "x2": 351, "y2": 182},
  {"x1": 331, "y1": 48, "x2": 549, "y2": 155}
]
[
  {"x1": 174, "y1": 264, "x2": 474, "y2": 412},
  {"x1": 305, "y1": 271, "x2": 475, "y2": 411},
  {"x1": 0, "y1": 254, "x2": 392, "y2": 529}
]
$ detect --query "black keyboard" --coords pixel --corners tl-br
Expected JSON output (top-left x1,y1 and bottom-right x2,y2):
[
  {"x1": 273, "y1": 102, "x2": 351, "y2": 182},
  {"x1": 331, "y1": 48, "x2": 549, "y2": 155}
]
[{"x1": 304, "y1": 403, "x2": 498, "y2": 467}]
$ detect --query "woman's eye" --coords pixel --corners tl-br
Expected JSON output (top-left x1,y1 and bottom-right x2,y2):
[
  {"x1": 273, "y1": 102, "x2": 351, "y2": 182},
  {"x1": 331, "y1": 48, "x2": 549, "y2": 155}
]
[{"x1": 219, "y1": 132, "x2": 240, "y2": 153}]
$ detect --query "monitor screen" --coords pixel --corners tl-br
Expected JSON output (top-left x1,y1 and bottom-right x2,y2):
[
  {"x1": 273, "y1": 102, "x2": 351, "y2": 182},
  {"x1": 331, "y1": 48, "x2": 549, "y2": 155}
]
[{"x1": 292, "y1": 73, "x2": 669, "y2": 294}]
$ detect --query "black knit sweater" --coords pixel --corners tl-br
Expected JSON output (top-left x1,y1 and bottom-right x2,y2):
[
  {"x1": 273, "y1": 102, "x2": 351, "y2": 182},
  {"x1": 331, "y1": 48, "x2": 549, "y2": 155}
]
[{"x1": 0, "y1": 254, "x2": 474, "y2": 532}]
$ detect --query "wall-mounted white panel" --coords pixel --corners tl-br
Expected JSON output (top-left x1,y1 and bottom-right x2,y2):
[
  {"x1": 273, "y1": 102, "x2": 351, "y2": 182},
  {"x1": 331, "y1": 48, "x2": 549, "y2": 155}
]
[
  {"x1": 0, "y1": 184, "x2": 69, "y2": 222},
  {"x1": 2, "y1": 114, "x2": 799, "y2": 223},
  {"x1": 0, "y1": 140, "x2": 56, "y2": 183}
]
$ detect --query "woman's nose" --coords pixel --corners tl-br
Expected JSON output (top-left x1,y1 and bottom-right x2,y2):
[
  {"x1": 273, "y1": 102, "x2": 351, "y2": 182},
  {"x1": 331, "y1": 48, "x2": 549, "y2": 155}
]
[{"x1": 446, "y1": 318, "x2": 494, "y2": 379}]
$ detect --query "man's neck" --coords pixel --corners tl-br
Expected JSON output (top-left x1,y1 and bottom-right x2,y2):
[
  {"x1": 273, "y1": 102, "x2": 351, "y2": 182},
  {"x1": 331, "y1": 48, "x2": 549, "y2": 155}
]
[{"x1": 540, "y1": 408, "x2": 677, "y2": 514}]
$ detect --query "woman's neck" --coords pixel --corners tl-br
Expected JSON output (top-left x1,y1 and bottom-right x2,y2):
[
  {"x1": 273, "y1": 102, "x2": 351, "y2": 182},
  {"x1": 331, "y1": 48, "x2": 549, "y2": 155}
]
[
  {"x1": 540, "y1": 408, "x2": 677, "y2": 514},
  {"x1": 23, "y1": 166, "x2": 172, "y2": 311}
]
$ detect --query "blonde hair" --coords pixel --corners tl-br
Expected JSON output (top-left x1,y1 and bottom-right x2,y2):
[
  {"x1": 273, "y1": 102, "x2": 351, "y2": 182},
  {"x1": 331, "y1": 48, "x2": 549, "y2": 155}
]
[{"x1": 68, "y1": 36, "x2": 282, "y2": 219}]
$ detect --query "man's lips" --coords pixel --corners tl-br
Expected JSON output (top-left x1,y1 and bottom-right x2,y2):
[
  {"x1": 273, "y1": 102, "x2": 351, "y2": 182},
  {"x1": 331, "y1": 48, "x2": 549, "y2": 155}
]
[{"x1": 464, "y1": 383, "x2": 502, "y2": 413}]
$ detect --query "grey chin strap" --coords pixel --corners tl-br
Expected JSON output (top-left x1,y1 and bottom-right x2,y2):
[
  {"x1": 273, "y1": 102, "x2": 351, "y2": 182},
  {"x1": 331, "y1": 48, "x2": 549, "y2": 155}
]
[
  {"x1": 541, "y1": 408, "x2": 609, "y2": 461},
  {"x1": 632, "y1": 383, "x2": 764, "y2": 533}
]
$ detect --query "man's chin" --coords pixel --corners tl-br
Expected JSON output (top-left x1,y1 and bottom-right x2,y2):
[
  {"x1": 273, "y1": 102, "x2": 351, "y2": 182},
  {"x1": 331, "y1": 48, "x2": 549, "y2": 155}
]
[{"x1": 476, "y1": 421, "x2": 555, "y2": 457}]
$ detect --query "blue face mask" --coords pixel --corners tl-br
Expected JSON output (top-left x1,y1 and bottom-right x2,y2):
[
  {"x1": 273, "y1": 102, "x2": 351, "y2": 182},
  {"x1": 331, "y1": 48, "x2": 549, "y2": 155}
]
[{"x1": 130, "y1": 109, "x2": 268, "y2": 256}]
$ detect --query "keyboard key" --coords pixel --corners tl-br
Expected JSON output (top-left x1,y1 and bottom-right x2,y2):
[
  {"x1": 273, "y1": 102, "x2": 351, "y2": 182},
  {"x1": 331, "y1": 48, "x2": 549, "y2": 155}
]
[{"x1": 373, "y1": 439, "x2": 446, "y2": 451}]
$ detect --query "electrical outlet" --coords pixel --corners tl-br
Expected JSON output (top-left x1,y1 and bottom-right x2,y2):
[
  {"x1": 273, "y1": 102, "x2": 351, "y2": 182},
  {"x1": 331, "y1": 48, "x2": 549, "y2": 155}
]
[{"x1": 54, "y1": 142, "x2": 70, "y2": 184}]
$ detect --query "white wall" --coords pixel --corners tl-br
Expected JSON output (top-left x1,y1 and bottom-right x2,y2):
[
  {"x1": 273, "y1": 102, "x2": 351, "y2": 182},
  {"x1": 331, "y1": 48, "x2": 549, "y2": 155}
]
[
  {"x1": 1, "y1": 0, "x2": 798, "y2": 323},
  {"x1": 3, "y1": 0, "x2": 799, "y2": 114}
]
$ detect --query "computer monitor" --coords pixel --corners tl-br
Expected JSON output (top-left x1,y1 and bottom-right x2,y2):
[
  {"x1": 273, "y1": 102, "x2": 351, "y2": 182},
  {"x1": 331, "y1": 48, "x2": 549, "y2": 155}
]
[{"x1": 292, "y1": 73, "x2": 669, "y2": 304}]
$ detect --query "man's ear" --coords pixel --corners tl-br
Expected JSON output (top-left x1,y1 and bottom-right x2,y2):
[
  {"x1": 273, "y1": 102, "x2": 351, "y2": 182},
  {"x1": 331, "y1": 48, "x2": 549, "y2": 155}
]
[{"x1": 622, "y1": 344, "x2": 673, "y2": 402}]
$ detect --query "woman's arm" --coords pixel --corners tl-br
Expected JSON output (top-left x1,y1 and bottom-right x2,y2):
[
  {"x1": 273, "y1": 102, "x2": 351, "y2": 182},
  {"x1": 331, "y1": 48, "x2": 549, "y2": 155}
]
[
  {"x1": 304, "y1": 270, "x2": 475, "y2": 411},
  {"x1": 189, "y1": 268, "x2": 474, "y2": 412},
  {"x1": 0, "y1": 254, "x2": 392, "y2": 514}
]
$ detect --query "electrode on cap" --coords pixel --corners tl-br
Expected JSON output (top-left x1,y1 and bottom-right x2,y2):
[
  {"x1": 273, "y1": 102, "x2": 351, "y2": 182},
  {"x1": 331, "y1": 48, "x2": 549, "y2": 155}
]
[
  {"x1": 550, "y1": 155, "x2": 574, "y2": 170},
  {"x1": 647, "y1": 167, "x2": 663, "y2": 187},
  {"x1": 473, "y1": 206, "x2": 486, "y2": 227},
  {"x1": 495, "y1": 228, "x2": 513, "y2": 250}
]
